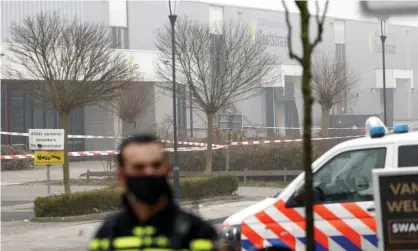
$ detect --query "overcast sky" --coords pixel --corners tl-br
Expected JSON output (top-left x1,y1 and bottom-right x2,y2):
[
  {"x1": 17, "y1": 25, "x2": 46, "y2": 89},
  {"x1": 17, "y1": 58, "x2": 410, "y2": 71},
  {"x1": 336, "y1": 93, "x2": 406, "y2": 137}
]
[{"x1": 189, "y1": 0, "x2": 418, "y2": 27}]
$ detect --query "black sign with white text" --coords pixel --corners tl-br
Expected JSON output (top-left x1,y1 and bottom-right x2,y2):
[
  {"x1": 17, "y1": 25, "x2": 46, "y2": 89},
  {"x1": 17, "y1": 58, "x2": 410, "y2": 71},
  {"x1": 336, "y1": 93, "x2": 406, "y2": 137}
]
[{"x1": 378, "y1": 174, "x2": 418, "y2": 251}]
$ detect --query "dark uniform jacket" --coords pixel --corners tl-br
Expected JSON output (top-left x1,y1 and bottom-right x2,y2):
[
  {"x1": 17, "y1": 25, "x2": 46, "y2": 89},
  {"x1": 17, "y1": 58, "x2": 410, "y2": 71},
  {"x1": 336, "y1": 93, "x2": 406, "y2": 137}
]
[{"x1": 89, "y1": 195, "x2": 218, "y2": 251}]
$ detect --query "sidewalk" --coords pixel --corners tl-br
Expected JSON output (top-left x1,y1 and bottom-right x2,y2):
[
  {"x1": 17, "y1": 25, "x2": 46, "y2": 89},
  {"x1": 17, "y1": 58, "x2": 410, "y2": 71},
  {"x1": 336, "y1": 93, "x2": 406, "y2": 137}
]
[
  {"x1": 1, "y1": 185, "x2": 107, "y2": 222},
  {"x1": 1, "y1": 199, "x2": 260, "y2": 251},
  {"x1": 1, "y1": 161, "x2": 105, "y2": 185}
]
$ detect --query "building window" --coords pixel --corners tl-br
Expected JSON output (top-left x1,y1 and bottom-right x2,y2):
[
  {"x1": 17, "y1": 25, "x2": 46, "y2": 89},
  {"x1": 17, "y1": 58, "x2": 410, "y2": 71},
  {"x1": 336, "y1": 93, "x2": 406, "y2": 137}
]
[
  {"x1": 1, "y1": 86, "x2": 5, "y2": 132},
  {"x1": 398, "y1": 145, "x2": 418, "y2": 168},
  {"x1": 9, "y1": 90, "x2": 26, "y2": 146},
  {"x1": 209, "y1": 5, "x2": 224, "y2": 35},
  {"x1": 109, "y1": 0, "x2": 128, "y2": 27},
  {"x1": 111, "y1": 26, "x2": 129, "y2": 49},
  {"x1": 68, "y1": 107, "x2": 85, "y2": 152},
  {"x1": 333, "y1": 20, "x2": 347, "y2": 115},
  {"x1": 33, "y1": 99, "x2": 45, "y2": 129},
  {"x1": 46, "y1": 108, "x2": 58, "y2": 129},
  {"x1": 333, "y1": 20, "x2": 345, "y2": 44}
]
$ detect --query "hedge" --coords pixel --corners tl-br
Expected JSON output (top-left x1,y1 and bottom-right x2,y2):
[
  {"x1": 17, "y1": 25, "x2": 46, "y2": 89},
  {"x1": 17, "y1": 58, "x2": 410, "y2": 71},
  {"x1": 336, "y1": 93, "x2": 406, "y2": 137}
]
[
  {"x1": 1, "y1": 145, "x2": 33, "y2": 171},
  {"x1": 34, "y1": 175, "x2": 238, "y2": 217},
  {"x1": 165, "y1": 138, "x2": 350, "y2": 172}
]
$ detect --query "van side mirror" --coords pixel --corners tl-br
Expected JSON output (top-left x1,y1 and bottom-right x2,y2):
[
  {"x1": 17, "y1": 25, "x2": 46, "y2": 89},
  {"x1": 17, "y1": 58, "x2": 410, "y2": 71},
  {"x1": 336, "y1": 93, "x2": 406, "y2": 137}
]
[
  {"x1": 286, "y1": 186, "x2": 325, "y2": 208},
  {"x1": 286, "y1": 188, "x2": 305, "y2": 208}
]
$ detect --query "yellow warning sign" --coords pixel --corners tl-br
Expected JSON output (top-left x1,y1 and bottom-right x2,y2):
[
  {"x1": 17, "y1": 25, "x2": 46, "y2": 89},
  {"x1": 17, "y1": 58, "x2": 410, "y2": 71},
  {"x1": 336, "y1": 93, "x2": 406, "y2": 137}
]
[{"x1": 34, "y1": 151, "x2": 65, "y2": 165}]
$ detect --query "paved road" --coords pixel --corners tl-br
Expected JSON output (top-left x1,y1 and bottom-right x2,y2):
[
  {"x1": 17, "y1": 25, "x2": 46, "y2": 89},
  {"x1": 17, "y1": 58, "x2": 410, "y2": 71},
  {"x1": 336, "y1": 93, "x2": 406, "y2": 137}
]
[
  {"x1": 1, "y1": 161, "x2": 105, "y2": 185},
  {"x1": 1, "y1": 221, "x2": 225, "y2": 251},
  {"x1": 1, "y1": 185, "x2": 106, "y2": 222},
  {"x1": 1, "y1": 199, "x2": 259, "y2": 251},
  {"x1": 1, "y1": 160, "x2": 107, "y2": 222}
]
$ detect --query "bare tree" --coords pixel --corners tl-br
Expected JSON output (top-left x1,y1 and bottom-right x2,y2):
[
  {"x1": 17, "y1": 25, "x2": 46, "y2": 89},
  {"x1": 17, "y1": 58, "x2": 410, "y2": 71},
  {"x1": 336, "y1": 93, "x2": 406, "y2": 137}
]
[
  {"x1": 311, "y1": 53, "x2": 359, "y2": 136},
  {"x1": 7, "y1": 12, "x2": 133, "y2": 194},
  {"x1": 110, "y1": 83, "x2": 154, "y2": 137},
  {"x1": 155, "y1": 18, "x2": 280, "y2": 174},
  {"x1": 282, "y1": 1, "x2": 329, "y2": 251}
]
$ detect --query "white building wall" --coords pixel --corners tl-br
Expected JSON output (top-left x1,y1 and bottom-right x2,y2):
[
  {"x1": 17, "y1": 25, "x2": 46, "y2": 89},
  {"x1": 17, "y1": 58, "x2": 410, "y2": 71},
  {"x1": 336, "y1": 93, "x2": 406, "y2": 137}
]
[{"x1": 1, "y1": 0, "x2": 110, "y2": 42}]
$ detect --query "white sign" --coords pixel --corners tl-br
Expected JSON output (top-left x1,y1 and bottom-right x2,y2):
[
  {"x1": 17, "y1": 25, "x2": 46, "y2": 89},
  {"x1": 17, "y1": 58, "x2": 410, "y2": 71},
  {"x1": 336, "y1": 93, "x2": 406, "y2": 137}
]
[{"x1": 29, "y1": 129, "x2": 65, "y2": 150}]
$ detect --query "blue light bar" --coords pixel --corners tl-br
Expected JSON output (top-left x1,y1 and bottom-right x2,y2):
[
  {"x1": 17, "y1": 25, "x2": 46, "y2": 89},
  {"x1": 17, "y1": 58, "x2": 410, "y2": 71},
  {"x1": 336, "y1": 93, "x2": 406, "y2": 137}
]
[
  {"x1": 393, "y1": 124, "x2": 409, "y2": 134},
  {"x1": 369, "y1": 126, "x2": 386, "y2": 138}
]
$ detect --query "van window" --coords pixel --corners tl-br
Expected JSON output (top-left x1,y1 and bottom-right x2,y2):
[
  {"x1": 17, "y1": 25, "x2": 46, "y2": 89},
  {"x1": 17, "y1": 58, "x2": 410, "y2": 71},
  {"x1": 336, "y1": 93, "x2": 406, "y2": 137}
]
[
  {"x1": 398, "y1": 145, "x2": 418, "y2": 167},
  {"x1": 312, "y1": 148, "x2": 387, "y2": 204}
]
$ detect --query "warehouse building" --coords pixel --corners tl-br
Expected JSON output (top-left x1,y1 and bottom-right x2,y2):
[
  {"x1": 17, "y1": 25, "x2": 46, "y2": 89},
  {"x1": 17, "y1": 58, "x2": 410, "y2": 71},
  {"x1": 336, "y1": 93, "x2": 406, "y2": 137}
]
[{"x1": 1, "y1": 0, "x2": 417, "y2": 150}]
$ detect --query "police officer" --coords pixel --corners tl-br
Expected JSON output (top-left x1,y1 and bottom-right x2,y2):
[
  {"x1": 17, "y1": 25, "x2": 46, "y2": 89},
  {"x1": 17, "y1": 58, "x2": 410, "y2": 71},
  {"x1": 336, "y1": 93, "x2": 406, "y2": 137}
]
[{"x1": 89, "y1": 133, "x2": 218, "y2": 251}]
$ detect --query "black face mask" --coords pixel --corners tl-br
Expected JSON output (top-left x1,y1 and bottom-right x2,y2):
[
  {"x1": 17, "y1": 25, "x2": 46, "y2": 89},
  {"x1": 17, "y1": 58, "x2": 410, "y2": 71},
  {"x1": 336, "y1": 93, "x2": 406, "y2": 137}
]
[{"x1": 125, "y1": 175, "x2": 171, "y2": 205}]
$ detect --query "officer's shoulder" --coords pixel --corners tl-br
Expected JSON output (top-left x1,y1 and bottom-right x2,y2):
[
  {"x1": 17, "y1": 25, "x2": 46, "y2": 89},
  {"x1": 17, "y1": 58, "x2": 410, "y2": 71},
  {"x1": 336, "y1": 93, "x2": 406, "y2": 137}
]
[
  {"x1": 178, "y1": 208, "x2": 218, "y2": 238},
  {"x1": 94, "y1": 211, "x2": 124, "y2": 238}
]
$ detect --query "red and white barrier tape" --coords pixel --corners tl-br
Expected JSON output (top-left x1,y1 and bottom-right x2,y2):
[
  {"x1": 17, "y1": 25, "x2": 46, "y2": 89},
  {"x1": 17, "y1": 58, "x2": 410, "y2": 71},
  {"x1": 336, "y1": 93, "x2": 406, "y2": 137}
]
[
  {"x1": 243, "y1": 126, "x2": 365, "y2": 130},
  {"x1": 242, "y1": 122, "x2": 418, "y2": 130},
  {"x1": 160, "y1": 139, "x2": 222, "y2": 147},
  {"x1": 0, "y1": 131, "x2": 221, "y2": 147},
  {"x1": 0, "y1": 146, "x2": 226, "y2": 160},
  {"x1": 229, "y1": 135, "x2": 362, "y2": 146},
  {"x1": 1, "y1": 135, "x2": 369, "y2": 160}
]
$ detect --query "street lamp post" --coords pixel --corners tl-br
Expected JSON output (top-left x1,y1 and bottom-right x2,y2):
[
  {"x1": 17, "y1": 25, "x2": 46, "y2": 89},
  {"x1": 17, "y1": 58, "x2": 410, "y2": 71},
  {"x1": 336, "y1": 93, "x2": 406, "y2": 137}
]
[
  {"x1": 379, "y1": 18, "x2": 388, "y2": 125},
  {"x1": 168, "y1": 0, "x2": 180, "y2": 201}
]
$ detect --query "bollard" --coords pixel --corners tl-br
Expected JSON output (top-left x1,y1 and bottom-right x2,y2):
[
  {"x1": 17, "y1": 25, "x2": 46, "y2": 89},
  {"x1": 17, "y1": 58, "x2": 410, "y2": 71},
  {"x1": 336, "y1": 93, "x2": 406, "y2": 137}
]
[
  {"x1": 225, "y1": 145, "x2": 230, "y2": 172},
  {"x1": 46, "y1": 164, "x2": 51, "y2": 195}
]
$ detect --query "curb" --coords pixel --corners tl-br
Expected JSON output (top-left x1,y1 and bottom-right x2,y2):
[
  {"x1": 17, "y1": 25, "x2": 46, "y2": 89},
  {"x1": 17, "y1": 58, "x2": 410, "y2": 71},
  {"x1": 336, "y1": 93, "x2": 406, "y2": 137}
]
[
  {"x1": 31, "y1": 195, "x2": 246, "y2": 223},
  {"x1": 207, "y1": 217, "x2": 227, "y2": 224}
]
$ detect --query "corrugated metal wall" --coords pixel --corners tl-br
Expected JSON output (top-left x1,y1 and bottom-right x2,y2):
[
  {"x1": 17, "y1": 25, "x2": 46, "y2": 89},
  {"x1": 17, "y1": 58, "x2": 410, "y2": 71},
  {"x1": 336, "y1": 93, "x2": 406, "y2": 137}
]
[{"x1": 1, "y1": 0, "x2": 109, "y2": 42}]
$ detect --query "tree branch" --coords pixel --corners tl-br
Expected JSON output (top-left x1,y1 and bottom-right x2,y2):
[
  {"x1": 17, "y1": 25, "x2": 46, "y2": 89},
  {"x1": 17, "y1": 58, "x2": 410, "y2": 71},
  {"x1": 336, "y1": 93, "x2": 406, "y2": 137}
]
[
  {"x1": 282, "y1": 1, "x2": 303, "y2": 63},
  {"x1": 312, "y1": 1, "x2": 330, "y2": 50},
  {"x1": 311, "y1": 52, "x2": 360, "y2": 110},
  {"x1": 8, "y1": 12, "x2": 134, "y2": 114},
  {"x1": 155, "y1": 17, "x2": 280, "y2": 114}
]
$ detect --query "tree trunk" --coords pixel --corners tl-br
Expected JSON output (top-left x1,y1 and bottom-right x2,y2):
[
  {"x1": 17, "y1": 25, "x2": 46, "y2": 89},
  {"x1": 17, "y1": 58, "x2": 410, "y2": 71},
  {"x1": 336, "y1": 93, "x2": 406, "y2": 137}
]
[
  {"x1": 300, "y1": 6, "x2": 315, "y2": 251},
  {"x1": 122, "y1": 120, "x2": 135, "y2": 137},
  {"x1": 302, "y1": 59, "x2": 315, "y2": 251},
  {"x1": 205, "y1": 112, "x2": 214, "y2": 175},
  {"x1": 59, "y1": 112, "x2": 71, "y2": 194},
  {"x1": 321, "y1": 107, "x2": 329, "y2": 137}
]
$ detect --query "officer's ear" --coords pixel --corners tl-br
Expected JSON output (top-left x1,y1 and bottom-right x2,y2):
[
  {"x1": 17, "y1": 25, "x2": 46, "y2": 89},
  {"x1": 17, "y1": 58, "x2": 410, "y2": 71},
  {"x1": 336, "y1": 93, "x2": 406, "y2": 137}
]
[
  {"x1": 161, "y1": 150, "x2": 172, "y2": 177},
  {"x1": 116, "y1": 167, "x2": 126, "y2": 186},
  {"x1": 165, "y1": 163, "x2": 173, "y2": 178}
]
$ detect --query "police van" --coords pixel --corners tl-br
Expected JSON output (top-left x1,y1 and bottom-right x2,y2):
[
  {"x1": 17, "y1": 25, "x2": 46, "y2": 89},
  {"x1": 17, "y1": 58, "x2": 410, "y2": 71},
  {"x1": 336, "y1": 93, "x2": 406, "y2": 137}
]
[{"x1": 221, "y1": 117, "x2": 418, "y2": 251}]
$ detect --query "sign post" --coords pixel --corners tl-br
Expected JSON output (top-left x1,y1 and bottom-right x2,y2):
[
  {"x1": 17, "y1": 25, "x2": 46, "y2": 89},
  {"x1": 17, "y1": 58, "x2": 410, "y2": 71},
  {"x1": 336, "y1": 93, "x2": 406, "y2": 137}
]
[
  {"x1": 217, "y1": 114, "x2": 243, "y2": 172},
  {"x1": 29, "y1": 129, "x2": 65, "y2": 195},
  {"x1": 46, "y1": 164, "x2": 51, "y2": 195},
  {"x1": 373, "y1": 167, "x2": 418, "y2": 251}
]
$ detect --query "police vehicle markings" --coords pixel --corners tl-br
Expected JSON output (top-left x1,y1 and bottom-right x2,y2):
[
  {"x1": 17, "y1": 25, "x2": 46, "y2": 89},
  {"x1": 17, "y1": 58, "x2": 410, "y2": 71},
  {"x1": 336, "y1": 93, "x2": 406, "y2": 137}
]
[{"x1": 222, "y1": 117, "x2": 418, "y2": 251}]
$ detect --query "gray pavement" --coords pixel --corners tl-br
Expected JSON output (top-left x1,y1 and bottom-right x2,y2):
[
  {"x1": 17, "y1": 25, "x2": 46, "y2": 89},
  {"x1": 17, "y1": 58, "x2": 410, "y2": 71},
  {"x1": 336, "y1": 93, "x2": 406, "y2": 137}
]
[
  {"x1": 1, "y1": 160, "x2": 108, "y2": 222},
  {"x1": 1, "y1": 199, "x2": 260, "y2": 251},
  {"x1": 1, "y1": 160, "x2": 105, "y2": 185},
  {"x1": 236, "y1": 186, "x2": 280, "y2": 198},
  {"x1": 1, "y1": 185, "x2": 106, "y2": 222}
]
